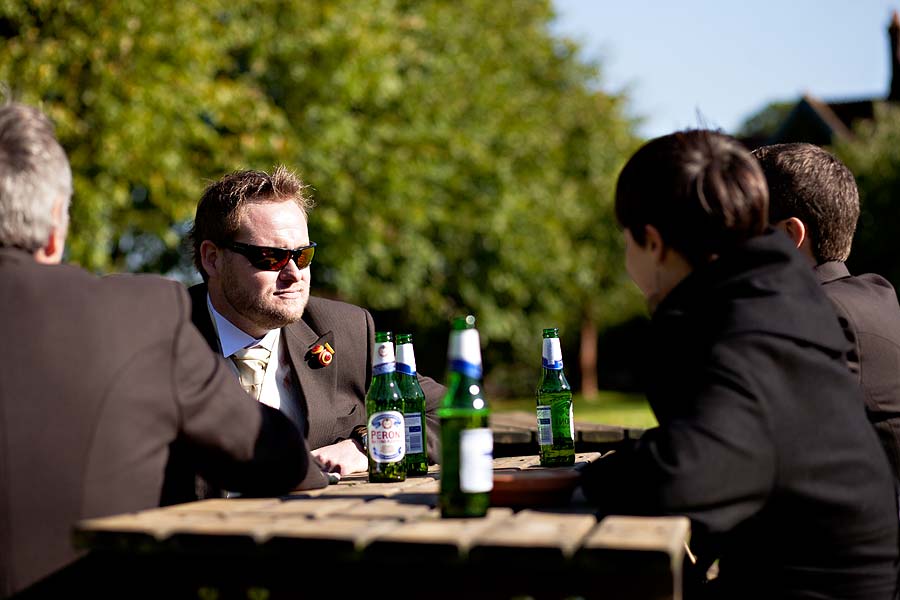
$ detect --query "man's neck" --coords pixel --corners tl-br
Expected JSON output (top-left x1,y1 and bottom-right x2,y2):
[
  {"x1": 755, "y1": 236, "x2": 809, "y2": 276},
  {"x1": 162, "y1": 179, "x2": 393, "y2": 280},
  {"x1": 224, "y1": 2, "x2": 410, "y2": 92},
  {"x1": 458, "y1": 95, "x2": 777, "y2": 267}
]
[
  {"x1": 207, "y1": 287, "x2": 269, "y2": 339},
  {"x1": 207, "y1": 294, "x2": 277, "y2": 357}
]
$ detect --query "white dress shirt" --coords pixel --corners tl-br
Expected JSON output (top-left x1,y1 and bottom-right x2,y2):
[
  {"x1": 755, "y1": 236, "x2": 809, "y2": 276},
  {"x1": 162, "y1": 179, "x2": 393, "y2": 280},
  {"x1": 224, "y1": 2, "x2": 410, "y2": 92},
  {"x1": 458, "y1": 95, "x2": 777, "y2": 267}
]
[{"x1": 206, "y1": 294, "x2": 303, "y2": 423}]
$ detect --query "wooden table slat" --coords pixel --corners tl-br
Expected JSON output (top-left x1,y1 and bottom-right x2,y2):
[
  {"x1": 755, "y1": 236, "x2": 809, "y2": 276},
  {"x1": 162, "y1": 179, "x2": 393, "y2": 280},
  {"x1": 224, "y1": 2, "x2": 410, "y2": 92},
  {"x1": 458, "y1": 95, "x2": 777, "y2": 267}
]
[
  {"x1": 266, "y1": 516, "x2": 397, "y2": 550},
  {"x1": 338, "y1": 498, "x2": 436, "y2": 520},
  {"x1": 362, "y1": 507, "x2": 516, "y2": 560},
  {"x1": 581, "y1": 515, "x2": 690, "y2": 556},
  {"x1": 577, "y1": 423, "x2": 627, "y2": 443},
  {"x1": 574, "y1": 516, "x2": 690, "y2": 600},
  {"x1": 469, "y1": 510, "x2": 598, "y2": 559},
  {"x1": 267, "y1": 497, "x2": 366, "y2": 518},
  {"x1": 164, "y1": 516, "x2": 277, "y2": 544}
]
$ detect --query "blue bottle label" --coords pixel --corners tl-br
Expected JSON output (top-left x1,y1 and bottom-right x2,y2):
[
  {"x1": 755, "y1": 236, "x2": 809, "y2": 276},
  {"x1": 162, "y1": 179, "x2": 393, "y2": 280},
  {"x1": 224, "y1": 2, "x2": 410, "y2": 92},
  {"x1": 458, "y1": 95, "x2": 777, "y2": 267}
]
[
  {"x1": 396, "y1": 342, "x2": 417, "y2": 375},
  {"x1": 373, "y1": 341, "x2": 396, "y2": 377},
  {"x1": 536, "y1": 405, "x2": 552, "y2": 445},
  {"x1": 404, "y1": 413, "x2": 424, "y2": 454},
  {"x1": 542, "y1": 337, "x2": 563, "y2": 370},
  {"x1": 448, "y1": 329, "x2": 483, "y2": 378}
]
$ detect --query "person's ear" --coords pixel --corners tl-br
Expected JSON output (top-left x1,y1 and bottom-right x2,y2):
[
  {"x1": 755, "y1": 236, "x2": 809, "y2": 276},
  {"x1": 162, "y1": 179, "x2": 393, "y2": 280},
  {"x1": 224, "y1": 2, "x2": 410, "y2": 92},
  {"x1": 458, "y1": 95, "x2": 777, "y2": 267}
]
[
  {"x1": 643, "y1": 224, "x2": 667, "y2": 262},
  {"x1": 778, "y1": 217, "x2": 807, "y2": 249},
  {"x1": 200, "y1": 240, "x2": 223, "y2": 278},
  {"x1": 33, "y1": 198, "x2": 68, "y2": 264},
  {"x1": 33, "y1": 226, "x2": 64, "y2": 264}
]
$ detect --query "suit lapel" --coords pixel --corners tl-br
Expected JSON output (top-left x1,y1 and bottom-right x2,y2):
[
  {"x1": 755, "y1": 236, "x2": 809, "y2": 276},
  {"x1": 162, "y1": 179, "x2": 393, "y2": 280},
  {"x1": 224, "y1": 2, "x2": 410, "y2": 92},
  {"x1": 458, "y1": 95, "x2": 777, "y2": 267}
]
[{"x1": 283, "y1": 319, "x2": 340, "y2": 447}]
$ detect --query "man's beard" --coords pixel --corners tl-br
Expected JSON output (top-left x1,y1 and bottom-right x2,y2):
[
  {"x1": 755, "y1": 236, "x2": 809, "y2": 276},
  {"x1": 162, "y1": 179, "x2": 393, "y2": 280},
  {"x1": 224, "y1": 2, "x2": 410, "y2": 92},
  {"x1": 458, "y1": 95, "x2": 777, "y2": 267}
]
[{"x1": 220, "y1": 266, "x2": 308, "y2": 331}]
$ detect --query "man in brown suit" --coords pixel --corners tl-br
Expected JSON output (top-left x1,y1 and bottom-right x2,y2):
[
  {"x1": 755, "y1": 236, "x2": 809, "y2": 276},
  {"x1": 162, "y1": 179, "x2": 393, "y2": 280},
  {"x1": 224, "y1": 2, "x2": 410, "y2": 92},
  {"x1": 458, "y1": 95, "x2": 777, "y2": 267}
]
[
  {"x1": 183, "y1": 168, "x2": 445, "y2": 484},
  {"x1": 0, "y1": 104, "x2": 314, "y2": 597}
]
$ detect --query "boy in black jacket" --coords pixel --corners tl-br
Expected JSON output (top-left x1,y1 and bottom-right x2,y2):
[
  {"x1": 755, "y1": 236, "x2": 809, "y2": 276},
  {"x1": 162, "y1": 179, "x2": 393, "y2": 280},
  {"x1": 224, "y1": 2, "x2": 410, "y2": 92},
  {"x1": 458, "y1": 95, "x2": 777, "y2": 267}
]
[{"x1": 582, "y1": 130, "x2": 899, "y2": 599}]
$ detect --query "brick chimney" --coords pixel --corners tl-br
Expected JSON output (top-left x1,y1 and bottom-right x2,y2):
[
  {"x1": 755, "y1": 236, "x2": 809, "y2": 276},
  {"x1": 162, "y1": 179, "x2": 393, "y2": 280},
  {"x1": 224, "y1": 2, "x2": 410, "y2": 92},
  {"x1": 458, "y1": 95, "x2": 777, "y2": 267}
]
[{"x1": 889, "y1": 11, "x2": 900, "y2": 100}]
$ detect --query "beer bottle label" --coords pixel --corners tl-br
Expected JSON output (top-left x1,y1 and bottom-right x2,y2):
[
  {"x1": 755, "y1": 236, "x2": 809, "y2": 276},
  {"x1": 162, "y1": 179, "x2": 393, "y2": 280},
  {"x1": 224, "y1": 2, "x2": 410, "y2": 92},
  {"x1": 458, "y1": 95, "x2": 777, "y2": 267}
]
[
  {"x1": 396, "y1": 343, "x2": 417, "y2": 375},
  {"x1": 404, "y1": 413, "x2": 424, "y2": 453},
  {"x1": 541, "y1": 337, "x2": 563, "y2": 370},
  {"x1": 448, "y1": 329, "x2": 483, "y2": 379},
  {"x1": 460, "y1": 428, "x2": 493, "y2": 493},
  {"x1": 536, "y1": 405, "x2": 552, "y2": 444},
  {"x1": 372, "y1": 341, "x2": 396, "y2": 376},
  {"x1": 368, "y1": 411, "x2": 405, "y2": 463},
  {"x1": 569, "y1": 404, "x2": 575, "y2": 439}
]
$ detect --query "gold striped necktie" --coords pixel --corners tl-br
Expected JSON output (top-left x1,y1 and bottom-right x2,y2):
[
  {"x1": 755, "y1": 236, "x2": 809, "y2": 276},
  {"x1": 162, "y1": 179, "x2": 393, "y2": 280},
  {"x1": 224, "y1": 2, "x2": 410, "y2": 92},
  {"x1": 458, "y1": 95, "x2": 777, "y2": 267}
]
[{"x1": 231, "y1": 346, "x2": 271, "y2": 401}]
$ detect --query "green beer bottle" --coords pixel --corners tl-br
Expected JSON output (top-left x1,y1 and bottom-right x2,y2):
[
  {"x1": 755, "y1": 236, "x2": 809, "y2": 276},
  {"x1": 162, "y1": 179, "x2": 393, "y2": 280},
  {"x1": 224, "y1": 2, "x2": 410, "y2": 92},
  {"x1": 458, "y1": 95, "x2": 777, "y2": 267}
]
[
  {"x1": 366, "y1": 331, "x2": 406, "y2": 482},
  {"x1": 536, "y1": 327, "x2": 575, "y2": 467},
  {"x1": 396, "y1": 333, "x2": 428, "y2": 477},
  {"x1": 439, "y1": 315, "x2": 492, "y2": 518}
]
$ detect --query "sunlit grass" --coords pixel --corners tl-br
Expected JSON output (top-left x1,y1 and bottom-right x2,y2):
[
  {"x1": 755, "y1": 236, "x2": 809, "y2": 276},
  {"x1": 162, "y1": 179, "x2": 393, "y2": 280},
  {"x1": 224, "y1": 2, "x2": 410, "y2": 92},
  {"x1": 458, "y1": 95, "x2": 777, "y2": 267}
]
[{"x1": 492, "y1": 390, "x2": 657, "y2": 429}]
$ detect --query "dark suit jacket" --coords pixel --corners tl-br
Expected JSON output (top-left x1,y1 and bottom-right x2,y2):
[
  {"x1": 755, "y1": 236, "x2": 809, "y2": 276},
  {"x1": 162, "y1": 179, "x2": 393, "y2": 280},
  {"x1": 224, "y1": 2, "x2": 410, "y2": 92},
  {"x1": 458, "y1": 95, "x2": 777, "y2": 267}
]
[
  {"x1": 582, "y1": 232, "x2": 899, "y2": 599},
  {"x1": 188, "y1": 283, "x2": 445, "y2": 463},
  {"x1": 816, "y1": 261, "x2": 900, "y2": 480},
  {"x1": 0, "y1": 249, "x2": 310, "y2": 598}
]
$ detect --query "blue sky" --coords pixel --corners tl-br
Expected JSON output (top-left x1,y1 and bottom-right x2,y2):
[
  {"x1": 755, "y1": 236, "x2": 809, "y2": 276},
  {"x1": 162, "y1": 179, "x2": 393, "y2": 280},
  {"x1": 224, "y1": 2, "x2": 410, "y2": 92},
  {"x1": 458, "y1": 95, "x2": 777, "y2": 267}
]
[{"x1": 551, "y1": 1, "x2": 900, "y2": 138}]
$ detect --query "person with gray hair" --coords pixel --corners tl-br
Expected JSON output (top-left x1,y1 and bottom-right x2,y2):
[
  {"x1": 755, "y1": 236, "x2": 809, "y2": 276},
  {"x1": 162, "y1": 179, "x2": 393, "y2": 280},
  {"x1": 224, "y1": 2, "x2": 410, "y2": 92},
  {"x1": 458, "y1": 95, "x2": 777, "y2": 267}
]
[
  {"x1": 0, "y1": 102, "x2": 71, "y2": 262},
  {"x1": 0, "y1": 101, "x2": 315, "y2": 597},
  {"x1": 753, "y1": 142, "x2": 900, "y2": 482}
]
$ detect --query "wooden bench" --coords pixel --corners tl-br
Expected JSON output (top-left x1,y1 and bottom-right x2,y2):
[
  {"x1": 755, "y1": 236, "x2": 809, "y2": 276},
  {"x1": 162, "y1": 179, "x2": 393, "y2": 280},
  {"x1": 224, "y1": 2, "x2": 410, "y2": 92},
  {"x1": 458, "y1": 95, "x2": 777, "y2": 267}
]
[{"x1": 491, "y1": 410, "x2": 645, "y2": 457}]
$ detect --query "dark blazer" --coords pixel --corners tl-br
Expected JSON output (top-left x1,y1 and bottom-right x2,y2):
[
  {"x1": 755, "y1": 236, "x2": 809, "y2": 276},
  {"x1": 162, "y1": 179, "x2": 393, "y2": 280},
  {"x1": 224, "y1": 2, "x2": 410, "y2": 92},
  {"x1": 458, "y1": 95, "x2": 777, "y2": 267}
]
[
  {"x1": 188, "y1": 283, "x2": 445, "y2": 462},
  {"x1": 815, "y1": 261, "x2": 900, "y2": 480},
  {"x1": 0, "y1": 249, "x2": 310, "y2": 598},
  {"x1": 582, "y1": 231, "x2": 899, "y2": 599}
]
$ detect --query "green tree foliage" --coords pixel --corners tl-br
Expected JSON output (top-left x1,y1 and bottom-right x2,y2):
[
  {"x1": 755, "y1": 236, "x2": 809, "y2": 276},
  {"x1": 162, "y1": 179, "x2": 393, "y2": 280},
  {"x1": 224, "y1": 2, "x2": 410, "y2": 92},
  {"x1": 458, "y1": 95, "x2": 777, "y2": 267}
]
[
  {"x1": 0, "y1": 0, "x2": 641, "y2": 395},
  {"x1": 233, "y1": 0, "x2": 642, "y2": 392},
  {"x1": 833, "y1": 102, "x2": 900, "y2": 286},
  {"x1": 0, "y1": 0, "x2": 291, "y2": 272}
]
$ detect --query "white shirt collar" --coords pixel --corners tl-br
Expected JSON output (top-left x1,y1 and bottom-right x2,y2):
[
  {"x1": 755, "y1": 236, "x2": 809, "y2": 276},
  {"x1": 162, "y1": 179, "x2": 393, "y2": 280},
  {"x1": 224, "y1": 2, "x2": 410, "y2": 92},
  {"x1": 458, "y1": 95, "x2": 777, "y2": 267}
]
[{"x1": 206, "y1": 293, "x2": 279, "y2": 358}]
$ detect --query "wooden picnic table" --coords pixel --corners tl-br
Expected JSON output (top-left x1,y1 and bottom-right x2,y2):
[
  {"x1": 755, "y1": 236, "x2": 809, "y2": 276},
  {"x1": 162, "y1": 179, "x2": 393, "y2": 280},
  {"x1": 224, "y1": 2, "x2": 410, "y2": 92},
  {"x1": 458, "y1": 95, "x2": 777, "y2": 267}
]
[
  {"x1": 73, "y1": 453, "x2": 689, "y2": 600},
  {"x1": 490, "y1": 410, "x2": 646, "y2": 456}
]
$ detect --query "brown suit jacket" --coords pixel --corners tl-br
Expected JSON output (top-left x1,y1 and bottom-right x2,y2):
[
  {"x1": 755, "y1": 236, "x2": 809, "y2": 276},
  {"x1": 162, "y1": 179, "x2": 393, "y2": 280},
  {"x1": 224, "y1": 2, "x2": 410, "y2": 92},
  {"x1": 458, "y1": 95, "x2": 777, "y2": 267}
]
[
  {"x1": 188, "y1": 283, "x2": 445, "y2": 462},
  {"x1": 0, "y1": 249, "x2": 310, "y2": 597}
]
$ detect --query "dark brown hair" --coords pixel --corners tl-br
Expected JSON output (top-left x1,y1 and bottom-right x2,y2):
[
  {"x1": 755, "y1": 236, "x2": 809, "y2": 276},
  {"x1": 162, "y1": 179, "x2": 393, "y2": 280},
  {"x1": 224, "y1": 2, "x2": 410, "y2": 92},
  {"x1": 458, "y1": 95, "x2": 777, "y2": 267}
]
[
  {"x1": 615, "y1": 129, "x2": 768, "y2": 266},
  {"x1": 752, "y1": 143, "x2": 858, "y2": 263},
  {"x1": 189, "y1": 166, "x2": 315, "y2": 280}
]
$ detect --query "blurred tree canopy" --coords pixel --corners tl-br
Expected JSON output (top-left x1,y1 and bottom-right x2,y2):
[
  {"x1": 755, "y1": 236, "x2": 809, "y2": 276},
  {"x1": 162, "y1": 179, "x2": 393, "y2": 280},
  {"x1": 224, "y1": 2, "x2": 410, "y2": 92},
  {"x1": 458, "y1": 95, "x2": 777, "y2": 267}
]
[
  {"x1": 834, "y1": 102, "x2": 900, "y2": 287},
  {"x1": 0, "y1": 0, "x2": 293, "y2": 271},
  {"x1": 0, "y1": 0, "x2": 643, "y2": 395}
]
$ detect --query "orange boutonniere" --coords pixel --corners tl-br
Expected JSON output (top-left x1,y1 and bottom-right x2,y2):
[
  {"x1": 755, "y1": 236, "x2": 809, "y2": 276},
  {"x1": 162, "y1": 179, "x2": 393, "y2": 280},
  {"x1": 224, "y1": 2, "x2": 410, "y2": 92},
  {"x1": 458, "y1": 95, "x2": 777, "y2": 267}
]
[
  {"x1": 310, "y1": 342, "x2": 335, "y2": 367},
  {"x1": 307, "y1": 331, "x2": 336, "y2": 369}
]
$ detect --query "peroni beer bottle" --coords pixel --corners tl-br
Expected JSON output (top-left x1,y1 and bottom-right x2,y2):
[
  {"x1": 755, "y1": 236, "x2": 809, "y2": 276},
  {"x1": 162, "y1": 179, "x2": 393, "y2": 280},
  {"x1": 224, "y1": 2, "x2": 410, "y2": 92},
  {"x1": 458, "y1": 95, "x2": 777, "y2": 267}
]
[{"x1": 366, "y1": 331, "x2": 406, "y2": 482}]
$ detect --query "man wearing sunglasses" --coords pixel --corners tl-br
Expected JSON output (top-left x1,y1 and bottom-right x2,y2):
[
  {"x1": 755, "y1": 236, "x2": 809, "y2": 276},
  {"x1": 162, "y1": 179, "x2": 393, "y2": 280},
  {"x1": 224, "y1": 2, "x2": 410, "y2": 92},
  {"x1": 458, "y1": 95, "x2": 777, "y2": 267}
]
[{"x1": 174, "y1": 167, "x2": 445, "y2": 495}]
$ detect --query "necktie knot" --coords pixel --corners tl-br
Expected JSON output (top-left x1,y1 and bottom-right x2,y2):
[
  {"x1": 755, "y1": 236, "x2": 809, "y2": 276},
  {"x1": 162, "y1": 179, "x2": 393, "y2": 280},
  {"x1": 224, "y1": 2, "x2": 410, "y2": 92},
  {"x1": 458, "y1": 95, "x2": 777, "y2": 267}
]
[{"x1": 231, "y1": 346, "x2": 272, "y2": 400}]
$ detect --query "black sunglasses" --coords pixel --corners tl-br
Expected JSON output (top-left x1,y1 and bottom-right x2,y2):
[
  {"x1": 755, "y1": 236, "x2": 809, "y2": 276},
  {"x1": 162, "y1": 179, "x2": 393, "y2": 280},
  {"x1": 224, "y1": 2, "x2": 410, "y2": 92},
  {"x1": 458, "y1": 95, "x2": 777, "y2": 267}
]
[{"x1": 226, "y1": 241, "x2": 317, "y2": 271}]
